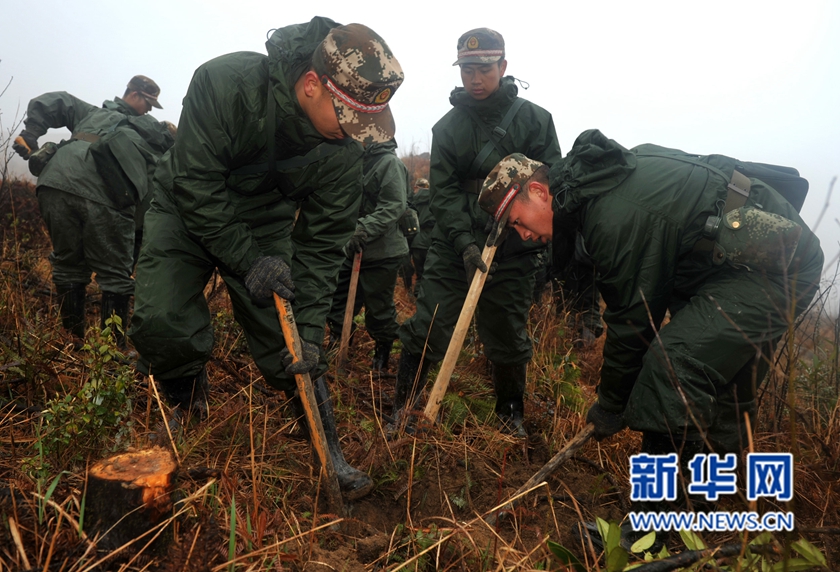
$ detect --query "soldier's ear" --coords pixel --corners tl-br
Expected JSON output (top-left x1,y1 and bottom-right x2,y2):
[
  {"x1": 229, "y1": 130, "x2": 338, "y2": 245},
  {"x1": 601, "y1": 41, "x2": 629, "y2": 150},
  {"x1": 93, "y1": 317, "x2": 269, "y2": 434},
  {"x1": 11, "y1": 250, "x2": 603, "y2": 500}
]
[
  {"x1": 528, "y1": 180, "x2": 549, "y2": 203},
  {"x1": 498, "y1": 59, "x2": 508, "y2": 76},
  {"x1": 300, "y1": 70, "x2": 323, "y2": 98}
]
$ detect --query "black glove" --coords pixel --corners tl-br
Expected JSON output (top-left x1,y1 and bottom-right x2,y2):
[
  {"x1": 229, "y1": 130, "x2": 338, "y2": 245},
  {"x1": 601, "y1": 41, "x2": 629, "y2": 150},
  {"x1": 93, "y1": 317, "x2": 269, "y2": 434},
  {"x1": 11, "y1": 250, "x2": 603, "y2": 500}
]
[
  {"x1": 484, "y1": 219, "x2": 509, "y2": 247},
  {"x1": 586, "y1": 402, "x2": 627, "y2": 441},
  {"x1": 281, "y1": 339, "x2": 320, "y2": 375},
  {"x1": 245, "y1": 256, "x2": 294, "y2": 301},
  {"x1": 13, "y1": 131, "x2": 39, "y2": 160},
  {"x1": 462, "y1": 243, "x2": 487, "y2": 280},
  {"x1": 345, "y1": 228, "x2": 368, "y2": 254}
]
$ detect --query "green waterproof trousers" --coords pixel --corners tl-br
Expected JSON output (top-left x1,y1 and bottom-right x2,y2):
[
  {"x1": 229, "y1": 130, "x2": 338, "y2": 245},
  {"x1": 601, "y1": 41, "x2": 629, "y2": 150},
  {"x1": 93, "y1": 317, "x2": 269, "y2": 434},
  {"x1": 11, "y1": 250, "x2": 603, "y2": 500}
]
[
  {"x1": 327, "y1": 255, "x2": 402, "y2": 345},
  {"x1": 38, "y1": 186, "x2": 135, "y2": 295},
  {"x1": 623, "y1": 242, "x2": 824, "y2": 452},
  {"x1": 399, "y1": 237, "x2": 538, "y2": 365},
  {"x1": 129, "y1": 191, "x2": 326, "y2": 392}
]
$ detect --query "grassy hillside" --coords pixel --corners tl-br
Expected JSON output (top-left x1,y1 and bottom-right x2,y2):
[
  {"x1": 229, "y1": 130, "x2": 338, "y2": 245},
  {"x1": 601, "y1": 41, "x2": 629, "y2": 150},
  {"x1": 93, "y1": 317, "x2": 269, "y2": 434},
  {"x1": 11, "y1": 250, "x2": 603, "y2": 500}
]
[{"x1": 1, "y1": 176, "x2": 838, "y2": 571}]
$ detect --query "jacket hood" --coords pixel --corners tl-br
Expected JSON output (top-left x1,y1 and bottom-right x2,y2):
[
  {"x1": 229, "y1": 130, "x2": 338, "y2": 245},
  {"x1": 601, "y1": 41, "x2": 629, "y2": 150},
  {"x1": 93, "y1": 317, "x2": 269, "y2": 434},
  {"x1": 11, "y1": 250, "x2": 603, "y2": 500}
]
[
  {"x1": 266, "y1": 16, "x2": 340, "y2": 88},
  {"x1": 550, "y1": 129, "x2": 636, "y2": 213},
  {"x1": 449, "y1": 76, "x2": 518, "y2": 115}
]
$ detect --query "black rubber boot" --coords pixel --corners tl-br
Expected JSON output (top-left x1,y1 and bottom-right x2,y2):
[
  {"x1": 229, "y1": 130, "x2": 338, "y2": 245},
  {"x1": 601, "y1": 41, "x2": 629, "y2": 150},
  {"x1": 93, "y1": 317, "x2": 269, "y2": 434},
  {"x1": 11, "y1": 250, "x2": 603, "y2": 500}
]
[
  {"x1": 100, "y1": 291, "x2": 131, "y2": 348},
  {"x1": 294, "y1": 376, "x2": 374, "y2": 502},
  {"x1": 492, "y1": 362, "x2": 527, "y2": 437},
  {"x1": 55, "y1": 283, "x2": 87, "y2": 339},
  {"x1": 393, "y1": 350, "x2": 435, "y2": 415},
  {"x1": 372, "y1": 341, "x2": 393, "y2": 372},
  {"x1": 157, "y1": 367, "x2": 209, "y2": 421}
]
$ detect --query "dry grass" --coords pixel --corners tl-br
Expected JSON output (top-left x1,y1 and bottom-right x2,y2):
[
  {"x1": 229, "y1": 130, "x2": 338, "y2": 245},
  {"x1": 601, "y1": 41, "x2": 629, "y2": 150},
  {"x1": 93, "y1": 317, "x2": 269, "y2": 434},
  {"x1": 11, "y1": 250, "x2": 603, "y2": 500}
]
[{"x1": 1, "y1": 177, "x2": 839, "y2": 571}]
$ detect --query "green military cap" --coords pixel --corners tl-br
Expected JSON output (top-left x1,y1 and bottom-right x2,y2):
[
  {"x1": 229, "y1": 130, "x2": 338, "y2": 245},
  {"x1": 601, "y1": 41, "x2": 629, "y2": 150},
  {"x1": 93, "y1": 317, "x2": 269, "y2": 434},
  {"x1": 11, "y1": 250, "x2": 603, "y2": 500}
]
[
  {"x1": 414, "y1": 178, "x2": 429, "y2": 188},
  {"x1": 314, "y1": 23, "x2": 404, "y2": 145},
  {"x1": 127, "y1": 75, "x2": 162, "y2": 109},
  {"x1": 453, "y1": 28, "x2": 505, "y2": 66},
  {"x1": 478, "y1": 153, "x2": 545, "y2": 223}
]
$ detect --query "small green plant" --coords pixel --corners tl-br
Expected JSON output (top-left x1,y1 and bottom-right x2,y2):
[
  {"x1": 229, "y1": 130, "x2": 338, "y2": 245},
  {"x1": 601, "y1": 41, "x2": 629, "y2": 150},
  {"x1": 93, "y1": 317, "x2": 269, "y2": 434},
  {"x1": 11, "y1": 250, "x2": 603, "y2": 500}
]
[
  {"x1": 31, "y1": 316, "x2": 135, "y2": 469},
  {"x1": 545, "y1": 520, "x2": 829, "y2": 571}
]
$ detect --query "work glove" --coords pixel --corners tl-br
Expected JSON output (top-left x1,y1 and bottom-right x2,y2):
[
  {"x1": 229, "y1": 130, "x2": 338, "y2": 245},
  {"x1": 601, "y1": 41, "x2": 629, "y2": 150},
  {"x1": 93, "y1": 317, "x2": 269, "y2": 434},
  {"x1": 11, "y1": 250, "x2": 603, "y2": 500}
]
[
  {"x1": 245, "y1": 255, "x2": 295, "y2": 301},
  {"x1": 13, "y1": 131, "x2": 39, "y2": 160},
  {"x1": 344, "y1": 228, "x2": 368, "y2": 255},
  {"x1": 281, "y1": 339, "x2": 320, "y2": 375},
  {"x1": 585, "y1": 402, "x2": 627, "y2": 441},
  {"x1": 484, "y1": 218, "x2": 509, "y2": 247},
  {"x1": 462, "y1": 243, "x2": 487, "y2": 281}
]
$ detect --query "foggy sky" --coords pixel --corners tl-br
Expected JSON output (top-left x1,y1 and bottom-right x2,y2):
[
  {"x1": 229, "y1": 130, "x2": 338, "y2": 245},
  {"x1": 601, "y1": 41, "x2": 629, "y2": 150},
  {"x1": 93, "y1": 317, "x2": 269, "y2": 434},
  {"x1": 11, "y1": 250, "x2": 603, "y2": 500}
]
[{"x1": 2, "y1": 0, "x2": 838, "y2": 303}]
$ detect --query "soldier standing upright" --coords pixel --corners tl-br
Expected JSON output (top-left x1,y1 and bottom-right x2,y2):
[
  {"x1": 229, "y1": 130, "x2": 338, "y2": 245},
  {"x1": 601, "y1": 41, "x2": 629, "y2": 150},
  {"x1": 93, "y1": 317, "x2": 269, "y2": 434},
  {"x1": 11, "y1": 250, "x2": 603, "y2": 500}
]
[
  {"x1": 327, "y1": 139, "x2": 409, "y2": 372},
  {"x1": 393, "y1": 28, "x2": 562, "y2": 436},
  {"x1": 14, "y1": 76, "x2": 174, "y2": 344},
  {"x1": 408, "y1": 177, "x2": 433, "y2": 292}
]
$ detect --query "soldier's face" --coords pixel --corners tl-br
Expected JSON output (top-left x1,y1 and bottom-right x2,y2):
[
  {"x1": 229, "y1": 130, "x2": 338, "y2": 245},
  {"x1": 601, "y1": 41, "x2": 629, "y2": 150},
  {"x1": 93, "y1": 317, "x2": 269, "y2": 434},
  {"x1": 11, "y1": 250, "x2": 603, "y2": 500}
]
[
  {"x1": 460, "y1": 60, "x2": 507, "y2": 100},
  {"x1": 309, "y1": 89, "x2": 345, "y2": 140},
  {"x1": 506, "y1": 183, "x2": 553, "y2": 244},
  {"x1": 297, "y1": 70, "x2": 345, "y2": 140},
  {"x1": 125, "y1": 91, "x2": 152, "y2": 115}
]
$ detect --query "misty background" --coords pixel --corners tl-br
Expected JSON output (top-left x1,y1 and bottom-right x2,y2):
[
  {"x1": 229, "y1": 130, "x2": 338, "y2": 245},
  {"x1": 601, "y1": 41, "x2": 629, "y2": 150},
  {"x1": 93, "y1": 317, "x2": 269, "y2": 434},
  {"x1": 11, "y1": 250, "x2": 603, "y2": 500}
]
[{"x1": 2, "y1": 0, "x2": 838, "y2": 306}]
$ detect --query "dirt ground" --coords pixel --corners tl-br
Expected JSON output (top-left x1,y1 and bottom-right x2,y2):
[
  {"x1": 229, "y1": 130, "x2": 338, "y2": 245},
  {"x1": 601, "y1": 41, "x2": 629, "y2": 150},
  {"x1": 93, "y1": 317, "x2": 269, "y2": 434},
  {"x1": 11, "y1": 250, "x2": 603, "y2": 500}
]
[{"x1": 1, "y1": 179, "x2": 839, "y2": 571}]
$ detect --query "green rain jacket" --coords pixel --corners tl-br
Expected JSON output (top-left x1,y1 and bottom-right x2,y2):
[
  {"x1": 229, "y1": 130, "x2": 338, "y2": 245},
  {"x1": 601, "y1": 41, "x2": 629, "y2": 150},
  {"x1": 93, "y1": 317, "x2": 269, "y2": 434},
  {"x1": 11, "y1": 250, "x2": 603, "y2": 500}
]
[
  {"x1": 551, "y1": 129, "x2": 821, "y2": 412},
  {"x1": 429, "y1": 77, "x2": 562, "y2": 255},
  {"x1": 411, "y1": 185, "x2": 433, "y2": 250},
  {"x1": 154, "y1": 16, "x2": 363, "y2": 345},
  {"x1": 22, "y1": 94, "x2": 171, "y2": 209},
  {"x1": 356, "y1": 140, "x2": 409, "y2": 261}
]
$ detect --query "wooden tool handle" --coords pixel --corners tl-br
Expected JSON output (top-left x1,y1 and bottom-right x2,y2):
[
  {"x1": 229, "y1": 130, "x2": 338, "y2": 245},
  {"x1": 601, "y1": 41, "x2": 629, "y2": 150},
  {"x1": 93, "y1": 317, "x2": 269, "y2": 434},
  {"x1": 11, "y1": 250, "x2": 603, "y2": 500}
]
[
  {"x1": 337, "y1": 251, "x2": 362, "y2": 370},
  {"x1": 424, "y1": 241, "x2": 499, "y2": 421},
  {"x1": 274, "y1": 294, "x2": 345, "y2": 515},
  {"x1": 486, "y1": 423, "x2": 595, "y2": 525}
]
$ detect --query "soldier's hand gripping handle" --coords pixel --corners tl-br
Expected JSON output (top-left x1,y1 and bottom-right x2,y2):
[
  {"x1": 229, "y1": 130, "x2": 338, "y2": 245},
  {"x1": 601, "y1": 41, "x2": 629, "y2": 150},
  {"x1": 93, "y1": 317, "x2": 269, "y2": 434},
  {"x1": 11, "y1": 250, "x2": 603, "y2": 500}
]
[
  {"x1": 462, "y1": 243, "x2": 487, "y2": 281},
  {"x1": 13, "y1": 131, "x2": 39, "y2": 160},
  {"x1": 344, "y1": 228, "x2": 368, "y2": 254},
  {"x1": 281, "y1": 339, "x2": 320, "y2": 375},
  {"x1": 245, "y1": 255, "x2": 295, "y2": 301},
  {"x1": 585, "y1": 402, "x2": 627, "y2": 441}
]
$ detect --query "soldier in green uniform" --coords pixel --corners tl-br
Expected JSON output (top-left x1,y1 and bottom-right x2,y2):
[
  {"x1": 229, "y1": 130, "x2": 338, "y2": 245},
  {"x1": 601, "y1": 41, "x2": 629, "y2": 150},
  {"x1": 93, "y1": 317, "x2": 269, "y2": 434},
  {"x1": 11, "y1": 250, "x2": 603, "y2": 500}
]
[
  {"x1": 478, "y1": 137, "x2": 823, "y2": 547},
  {"x1": 408, "y1": 177, "x2": 432, "y2": 292},
  {"x1": 13, "y1": 76, "x2": 173, "y2": 344},
  {"x1": 128, "y1": 18, "x2": 403, "y2": 501},
  {"x1": 394, "y1": 28, "x2": 562, "y2": 436},
  {"x1": 327, "y1": 139, "x2": 409, "y2": 371}
]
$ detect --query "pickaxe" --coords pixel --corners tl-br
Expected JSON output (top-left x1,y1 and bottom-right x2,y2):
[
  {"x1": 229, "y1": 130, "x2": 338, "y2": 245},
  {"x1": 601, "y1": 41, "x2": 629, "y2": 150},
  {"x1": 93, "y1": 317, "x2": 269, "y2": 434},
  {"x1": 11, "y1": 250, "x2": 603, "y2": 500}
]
[{"x1": 274, "y1": 293, "x2": 345, "y2": 516}]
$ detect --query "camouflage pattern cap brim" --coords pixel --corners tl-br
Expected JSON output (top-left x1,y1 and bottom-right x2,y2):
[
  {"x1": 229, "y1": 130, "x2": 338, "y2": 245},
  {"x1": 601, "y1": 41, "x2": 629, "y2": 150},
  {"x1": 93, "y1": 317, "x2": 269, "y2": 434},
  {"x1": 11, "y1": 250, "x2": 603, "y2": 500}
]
[
  {"x1": 128, "y1": 75, "x2": 163, "y2": 109},
  {"x1": 479, "y1": 153, "x2": 545, "y2": 223},
  {"x1": 453, "y1": 27, "x2": 505, "y2": 66},
  {"x1": 316, "y1": 23, "x2": 404, "y2": 145}
]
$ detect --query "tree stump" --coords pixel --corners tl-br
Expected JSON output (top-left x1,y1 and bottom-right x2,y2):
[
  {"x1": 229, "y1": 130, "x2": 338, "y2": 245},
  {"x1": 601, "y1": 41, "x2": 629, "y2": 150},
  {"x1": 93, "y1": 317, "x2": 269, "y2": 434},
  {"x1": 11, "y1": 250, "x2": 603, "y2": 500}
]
[{"x1": 87, "y1": 447, "x2": 177, "y2": 553}]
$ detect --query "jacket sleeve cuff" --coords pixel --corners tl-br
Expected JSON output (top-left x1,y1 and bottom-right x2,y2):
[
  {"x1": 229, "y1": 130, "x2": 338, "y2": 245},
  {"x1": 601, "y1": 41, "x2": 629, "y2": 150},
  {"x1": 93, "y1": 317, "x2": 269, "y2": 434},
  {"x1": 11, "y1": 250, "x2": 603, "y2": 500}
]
[
  {"x1": 596, "y1": 385, "x2": 627, "y2": 413},
  {"x1": 237, "y1": 245, "x2": 263, "y2": 278},
  {"x1": 453, "y1": 234, "x2": 476, "y2": 256}
]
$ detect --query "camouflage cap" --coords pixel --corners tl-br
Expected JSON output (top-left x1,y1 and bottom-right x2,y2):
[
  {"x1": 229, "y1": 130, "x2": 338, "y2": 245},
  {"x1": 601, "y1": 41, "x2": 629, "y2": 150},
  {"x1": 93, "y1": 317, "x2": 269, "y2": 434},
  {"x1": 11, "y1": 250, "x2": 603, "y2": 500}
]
[
  {"x1": 414, "y1": 178, "x2": 430, "y2": 188},
  {"x1": 127, "y1": 75, "x2": 162, "y2": 109},
  {"x1": 479, "y1": 153, "x2": 545, "y2": 223},
  {"x1": 453, "y1": 28, "x2": 505, "y2": 66},
  {"x1": 313, "y1": 24, "x2": 404, "y2": 145}
]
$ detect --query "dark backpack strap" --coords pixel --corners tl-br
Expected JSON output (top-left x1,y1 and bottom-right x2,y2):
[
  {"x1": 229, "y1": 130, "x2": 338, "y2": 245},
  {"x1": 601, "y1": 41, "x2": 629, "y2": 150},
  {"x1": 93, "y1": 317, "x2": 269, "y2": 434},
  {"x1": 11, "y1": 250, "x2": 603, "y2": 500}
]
[{"x1": 467, "y1": 97, "x2": 526, "y2": 180}]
